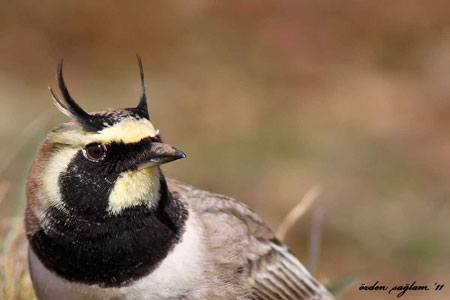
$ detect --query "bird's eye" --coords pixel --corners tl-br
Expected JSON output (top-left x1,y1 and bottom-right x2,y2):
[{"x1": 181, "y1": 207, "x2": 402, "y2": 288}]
[{"x1": 83, "y1": 142, "x2": 107, "y2": 161}]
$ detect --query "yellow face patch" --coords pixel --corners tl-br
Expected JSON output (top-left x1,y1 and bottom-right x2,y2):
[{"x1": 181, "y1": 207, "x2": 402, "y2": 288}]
[
  {"x1": 107, "y1": 167, "x2": 161, "y2": 215},
  {"x1": 52, "y1": 118, "x2": 159, "y2": 146},
  {"x1": 97, "y1": 119, "x2": 158, "y2": 144}
]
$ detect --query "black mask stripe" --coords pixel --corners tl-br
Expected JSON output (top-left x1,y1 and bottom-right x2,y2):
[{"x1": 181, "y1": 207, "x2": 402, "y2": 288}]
[{"x1": 58, "y1": 137, "x2": 158, "y2": 217}]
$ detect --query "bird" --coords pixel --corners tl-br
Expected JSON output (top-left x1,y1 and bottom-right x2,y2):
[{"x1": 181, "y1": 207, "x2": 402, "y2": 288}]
[{"x1": 25, "y1": 58, "x2": 335, "y2": 300}]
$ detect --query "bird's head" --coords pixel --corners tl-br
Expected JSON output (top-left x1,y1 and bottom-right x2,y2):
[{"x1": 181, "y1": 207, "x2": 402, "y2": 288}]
[{"x1": 26, "y1": 59, "x2": 185, "y2": 232}]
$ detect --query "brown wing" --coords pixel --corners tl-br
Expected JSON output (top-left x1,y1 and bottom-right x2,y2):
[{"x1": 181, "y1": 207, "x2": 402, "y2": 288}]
[
  {"x1": 167, "y1": 179, "x2": 334, "y2": 300},
  {"x1": 247, "y1": 240, "x2": 334, "y2": 300}
]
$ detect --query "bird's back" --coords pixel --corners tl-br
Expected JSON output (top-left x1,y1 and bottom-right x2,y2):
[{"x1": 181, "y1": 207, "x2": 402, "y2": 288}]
[{"x1": 167, "y1": 179, "x2": 335, "y2": 300}]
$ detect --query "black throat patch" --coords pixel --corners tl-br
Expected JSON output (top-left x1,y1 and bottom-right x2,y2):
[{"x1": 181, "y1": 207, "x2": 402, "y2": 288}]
[{"x1": 28, "y1": 177, "x2": 188, "y2": 287}]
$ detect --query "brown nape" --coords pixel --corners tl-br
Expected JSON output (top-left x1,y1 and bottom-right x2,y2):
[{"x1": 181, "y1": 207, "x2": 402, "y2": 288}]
[{"x1": 25, "y1": 138, "x2": 58, "y2": 235}]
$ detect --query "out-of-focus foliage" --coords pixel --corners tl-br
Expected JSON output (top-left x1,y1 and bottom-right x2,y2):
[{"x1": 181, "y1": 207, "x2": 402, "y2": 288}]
[{"x1": 0, "y1": 1, "x2": 449, "y2": 299}]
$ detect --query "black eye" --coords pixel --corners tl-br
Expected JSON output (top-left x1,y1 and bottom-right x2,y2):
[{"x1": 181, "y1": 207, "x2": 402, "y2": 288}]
[{"x1": 83, "y1": 143, "x2": 106, "y2": 161}]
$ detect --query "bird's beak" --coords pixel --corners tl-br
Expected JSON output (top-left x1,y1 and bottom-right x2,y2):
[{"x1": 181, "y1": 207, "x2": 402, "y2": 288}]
[{"x1": 138, "y1": 142, "x2": 186, "y2": 169}]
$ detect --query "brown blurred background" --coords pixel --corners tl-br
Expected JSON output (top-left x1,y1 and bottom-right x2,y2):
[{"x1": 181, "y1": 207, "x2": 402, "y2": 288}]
[{"x1": 0, "y1": 1, "x2": 449, "y2": 299}]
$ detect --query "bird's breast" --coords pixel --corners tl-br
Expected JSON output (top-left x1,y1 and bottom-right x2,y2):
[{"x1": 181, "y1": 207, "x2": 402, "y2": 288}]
[{"x1": 28, "y1": 208, "x2": 207, "y2": 300}]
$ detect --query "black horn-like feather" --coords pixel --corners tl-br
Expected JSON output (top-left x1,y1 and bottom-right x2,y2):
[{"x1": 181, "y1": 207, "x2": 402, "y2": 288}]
[
  {"x1": 51, "y1": 59, "x2": 151, "y2": 132},
  {"x1": 57, "y1": 61, "x2": 94, "y2": 127},
  {"x1": 57, "y1": 61, "x2": 91, "y2": 120},
  {"x1": 51, "y1": 60, "x2": 104, "y2": 132},
  {"x1": 134, "y1": 55, "x2": 150, "y2": 120}
]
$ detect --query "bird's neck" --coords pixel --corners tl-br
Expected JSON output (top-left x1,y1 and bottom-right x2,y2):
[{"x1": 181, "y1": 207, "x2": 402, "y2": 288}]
[{"x1": 28, "y1": 175, "x2": 188, "y2": 287}]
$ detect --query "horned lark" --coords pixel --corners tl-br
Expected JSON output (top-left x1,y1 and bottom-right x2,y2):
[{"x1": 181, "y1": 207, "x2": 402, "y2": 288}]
[{"x1": 25, "y1": 59, "x2": 335, "y2": 300}]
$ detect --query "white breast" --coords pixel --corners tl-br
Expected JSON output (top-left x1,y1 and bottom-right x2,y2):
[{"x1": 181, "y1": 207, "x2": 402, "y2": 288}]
[{"x1": 29, "y1": 211, "x2": 206, "y2": 300}]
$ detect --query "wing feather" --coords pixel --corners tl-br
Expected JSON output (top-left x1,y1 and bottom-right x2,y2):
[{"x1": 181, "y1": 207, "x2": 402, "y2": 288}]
[{"x1": 167, "y1": 179, "x2": 335, "y2": 300}]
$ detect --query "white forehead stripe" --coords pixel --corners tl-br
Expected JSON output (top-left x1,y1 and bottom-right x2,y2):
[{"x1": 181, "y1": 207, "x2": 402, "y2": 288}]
[{"x1": 53, "y1": 118, "x2": 159, "y2": 145}]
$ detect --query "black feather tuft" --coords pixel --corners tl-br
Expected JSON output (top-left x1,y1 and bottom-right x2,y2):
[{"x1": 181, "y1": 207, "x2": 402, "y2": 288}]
[
  {"x1": 130, "y1": 55, "x2": 150, "y2": 120},
  {"x1": 51, "y1": 59, "x2": 151, "y2": 131},
  {"x1": 55, "y1": 60, "x2": 104, "y2": 131}
]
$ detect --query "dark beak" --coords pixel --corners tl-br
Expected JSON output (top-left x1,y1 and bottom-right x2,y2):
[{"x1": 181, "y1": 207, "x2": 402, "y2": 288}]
[{"x1": 138, "y1": 142, "x2": 186, "y2": 169}]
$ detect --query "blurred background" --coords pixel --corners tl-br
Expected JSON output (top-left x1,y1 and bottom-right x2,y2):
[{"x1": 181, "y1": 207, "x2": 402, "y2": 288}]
[{"x1": 0, "y1": 1, "x2": 449, "y2": 299}]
